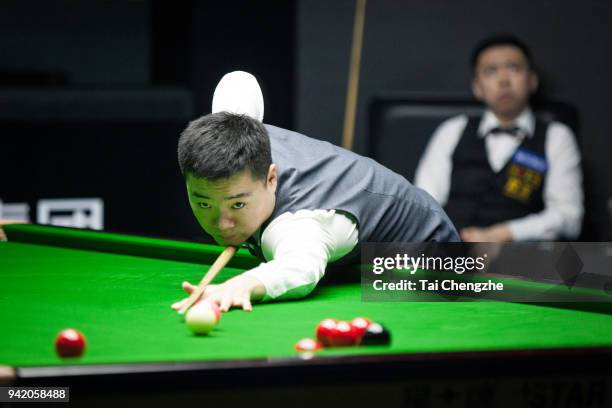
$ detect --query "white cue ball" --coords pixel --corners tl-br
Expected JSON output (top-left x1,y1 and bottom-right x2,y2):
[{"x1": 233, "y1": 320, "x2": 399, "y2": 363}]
[{"x1": 186, "y1": 302, "x2": 217, "y2": 335}]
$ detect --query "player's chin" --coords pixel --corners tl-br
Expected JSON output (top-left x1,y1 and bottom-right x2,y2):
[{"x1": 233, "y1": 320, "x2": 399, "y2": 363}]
[
  {"x1": 216, "y1": 236, "x2": 246, "y2": 246},
  {"x1": 494, "y1": 95, "x2": 515, "y2": 108},
  {"x1": 495, "y1": 94, "x2": 524, "y2": 110},
  {"x1": 493, "y1": 103, "x2": 521, "y2": 118}
]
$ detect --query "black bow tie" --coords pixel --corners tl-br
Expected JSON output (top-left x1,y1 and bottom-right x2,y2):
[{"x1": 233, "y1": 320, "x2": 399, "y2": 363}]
[
  {"x1": 244, "y1": 238, "x2": 263, "y2": 260},
  {"x1": 488, "y1": 126, "x2": 524, "y2": 137}
]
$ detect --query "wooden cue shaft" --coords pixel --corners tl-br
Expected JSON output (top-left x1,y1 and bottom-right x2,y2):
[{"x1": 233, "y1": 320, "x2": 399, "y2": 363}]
[
  {"x1": 178, "y1": 246, "x2": 237, "y2": 314},
  {"x1": 341, "y1": 0, "x2": 367, "y2": 151}
]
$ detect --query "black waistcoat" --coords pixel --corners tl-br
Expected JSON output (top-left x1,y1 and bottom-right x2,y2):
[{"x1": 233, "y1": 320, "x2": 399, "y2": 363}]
[{"x1": 444, "y1": 116, "x2": 548, "y2": 230}]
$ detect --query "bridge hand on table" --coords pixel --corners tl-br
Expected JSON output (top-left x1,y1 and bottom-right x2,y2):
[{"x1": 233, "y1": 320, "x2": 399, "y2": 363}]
[
  {"x1": 170, "y1": 281, "x2": 217, "y2": 312},
  {"x1": 171, "y1": 275, "x2": 264, "y2": 313}
]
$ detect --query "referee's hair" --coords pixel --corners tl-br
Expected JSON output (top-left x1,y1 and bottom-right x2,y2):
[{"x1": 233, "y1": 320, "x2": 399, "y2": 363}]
[
  {"x1": 178, "y1": 112, "x2": 272, "y2": 181},
  {"x1": 470, "y1": 34, "x2": 534, "y2": 74}
]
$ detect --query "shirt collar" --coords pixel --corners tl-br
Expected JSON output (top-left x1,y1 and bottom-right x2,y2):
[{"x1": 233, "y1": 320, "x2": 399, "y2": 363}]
[
  {"x1": 477, "y1": 107, "x2": 535, "y2": 138},
  {"x1": 246, "y1": 228, "x2": 262, "y2": 246}
]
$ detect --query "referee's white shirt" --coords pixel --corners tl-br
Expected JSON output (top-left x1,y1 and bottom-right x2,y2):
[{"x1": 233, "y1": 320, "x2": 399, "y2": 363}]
[{"x1": 414, "y1": 108, "x2": 583, "y2": 241}]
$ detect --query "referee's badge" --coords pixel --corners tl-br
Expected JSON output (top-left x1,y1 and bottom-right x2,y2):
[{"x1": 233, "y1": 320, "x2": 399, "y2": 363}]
[{"x1": 503, "y1": 148, "x2": 547, "y2": 202}]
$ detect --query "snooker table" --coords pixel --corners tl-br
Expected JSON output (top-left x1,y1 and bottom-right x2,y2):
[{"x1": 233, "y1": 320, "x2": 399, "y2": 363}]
[{"x1": 1, "y1": 224, "x2": 612, "y2": 407}]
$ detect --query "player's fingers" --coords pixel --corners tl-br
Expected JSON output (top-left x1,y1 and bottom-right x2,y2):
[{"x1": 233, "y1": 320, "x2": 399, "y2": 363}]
[
  {"x1": 464, "y1": 233, "x2": 478, "y2": 242},
  {"x1": 220, "y1": 295, "x2": 233, "y2": 312},
  {"x1": 172, "y1": 282, "x2": 198, "y2": 309},
  {"x1": 234, "y1": 290, "x2": 252, "y2": 311},
  {"x1": 229, "y1": 293, "x2": 251, "y2": 312},
  {"x1": 460, "y1": 229, "x2": 473, "y2": 241},
  {"x1": 171, "y1": 298, "x2": 187, "y2": 310},
  {"x1": 231, "y1": 296, "x2": 243, "y2": 309},
  {"x1": 182, "y1": 281, "x2": 197, "y2": 294},
  {"x1": 202, "y1": 284, "x2": 220, "y2": 298},
  {"x1": 201, "y1": 286, "x2": 222, "y2": 302},
  {"x1": 206, "y1": 297, "x2": 222, "y2": 309},
  {"x1": 241, "y1": 296, "x2": 253, "y2": 312}
]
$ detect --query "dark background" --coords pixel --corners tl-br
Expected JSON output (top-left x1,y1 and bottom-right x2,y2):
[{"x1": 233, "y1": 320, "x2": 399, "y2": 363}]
[{"x1": 1, "y1": 0, "x2": 611, "y2": 240}]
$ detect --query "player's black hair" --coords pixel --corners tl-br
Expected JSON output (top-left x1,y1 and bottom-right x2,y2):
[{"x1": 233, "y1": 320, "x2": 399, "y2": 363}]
[
  {"x1": 178, "y1": 112, "x2": 272, "y2": 181},
  {"x1": 470, "y1": 34, "x2": 534, "y2": 74}
]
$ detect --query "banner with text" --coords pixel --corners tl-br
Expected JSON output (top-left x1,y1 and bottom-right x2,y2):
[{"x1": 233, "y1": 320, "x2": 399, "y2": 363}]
[{"x1": 361, "y1": 242, "x2": 612, "y2": 302}]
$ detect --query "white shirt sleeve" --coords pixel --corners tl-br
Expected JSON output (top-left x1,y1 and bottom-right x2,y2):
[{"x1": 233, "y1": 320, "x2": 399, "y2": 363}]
[
  {"x1": 414, "y1": 115, "x2": 468, "y2": 205},
  {"x1": 242, "y1": 209, "x2": 359, "y2": 301},
  {"x1": 507, "y1": 122, "x2": 584, "y2": 240}
]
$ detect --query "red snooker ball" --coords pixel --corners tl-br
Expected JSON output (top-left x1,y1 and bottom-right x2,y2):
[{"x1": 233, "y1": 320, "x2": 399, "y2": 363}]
[
  {"x1": 315, "y1": 318, "x2": 338, "y2": 346},
  {"x1": 350, "y1": 317, "x2": 372, "y2": 336},
  {"x1": 329, "y1": 321, "x2": 361, "y2": 347},
  {"x1": 55, "y1": 329, "x2": 86, "y2": 358},
  {"x1": 294, "y1": 338, "x2": 323, "y2": 352}
]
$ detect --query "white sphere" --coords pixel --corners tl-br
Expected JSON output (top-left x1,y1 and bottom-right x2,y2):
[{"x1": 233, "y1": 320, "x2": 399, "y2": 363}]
[
  {"x1": 212, "y1": 71, "x2": 264, "y2": 121},
  {"x1": 186, "y1": 303, "x2": 217, "y2": 335}
]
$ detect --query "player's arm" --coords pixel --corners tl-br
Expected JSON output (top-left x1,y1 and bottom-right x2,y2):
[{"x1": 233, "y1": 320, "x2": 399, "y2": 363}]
[
  {"x1": 177, "y1": 210, "x2": 358, "y2": 311},
  {"x1": 414, "y1": 115, "x2": 467, "y2": 205},
  {"x1": 460, "y1": 224, "x2": 512, "y2": 242},
  {"x1": 171, "y1": 210, "x2": 357, "y2": 311},
  {"x1": 242, "y1": 209, "x2": 358, "y2": 301}
]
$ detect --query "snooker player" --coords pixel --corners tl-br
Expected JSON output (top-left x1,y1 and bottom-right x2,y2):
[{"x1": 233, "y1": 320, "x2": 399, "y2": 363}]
[
  {"x1": 415, "y1": 35, "x2": 583, "y2": 242},
  {"x1": 171, "y1": 72, "x2": 459, "y2": 313}
]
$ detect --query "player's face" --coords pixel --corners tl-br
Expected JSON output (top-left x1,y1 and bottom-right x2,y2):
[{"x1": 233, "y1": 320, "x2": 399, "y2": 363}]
[
  {"x1": 472, "y1": 45, "x2": 538, "y2": 121},
  {"x1": 186, "y1": 165, "x2": 277, "y2": 246}
]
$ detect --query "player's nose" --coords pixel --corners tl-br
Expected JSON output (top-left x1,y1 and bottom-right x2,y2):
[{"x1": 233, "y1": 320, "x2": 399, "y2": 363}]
[
  {"x1": 217, "y1": 214, "x2": 235, "y2": 230},
  {"x1": 498, "y1": 69, "x2": 511, "y2": 85}
]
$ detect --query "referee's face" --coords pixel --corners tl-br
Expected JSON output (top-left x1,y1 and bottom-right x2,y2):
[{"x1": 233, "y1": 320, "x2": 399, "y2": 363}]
[
  {"x1": 472, "y1": 45, "x2": 538, "y2": 121},
  {"x1": 186, "y1": 166, "x2": 277, "y2": 246}
]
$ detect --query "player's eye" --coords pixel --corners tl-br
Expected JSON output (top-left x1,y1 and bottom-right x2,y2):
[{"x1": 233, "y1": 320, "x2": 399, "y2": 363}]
[
  {"x1": 198, "y1": 202, "x2": 211, "y2": 209},
  {"x1": 482, "y1": 66, "x2": 496, "y2": 76},
  {"x1": 231, "y1": 202, "x2": 246, "y2": 210}
]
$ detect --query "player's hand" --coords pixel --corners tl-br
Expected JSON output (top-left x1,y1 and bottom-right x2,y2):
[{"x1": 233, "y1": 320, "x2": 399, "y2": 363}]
[
  {"x1": 171, "y1": 275, "x2": 265, "y2": 312},
  {"x1": 460, "y1": 224, "x2": 513, "y2": 242},
  {"x1": 170, "y1": 281, "x2": 219, "y2": 312},
  {"x1": 204, "y1": 274, "x2": 265, "y2": 312}
]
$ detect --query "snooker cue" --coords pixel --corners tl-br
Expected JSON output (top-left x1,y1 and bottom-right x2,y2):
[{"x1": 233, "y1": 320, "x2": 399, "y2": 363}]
[
  {"x1": 177, "y1": 246, "x2": 237, "y2": 315},
  {"x1": 341, "y1": 0, "x2": 367, "y2": 151}
]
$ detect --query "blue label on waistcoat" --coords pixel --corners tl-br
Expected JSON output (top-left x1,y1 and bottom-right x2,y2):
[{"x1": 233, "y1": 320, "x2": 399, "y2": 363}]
[{"x1": 512, "y1": 148, "x2": 548, "y2": 173}]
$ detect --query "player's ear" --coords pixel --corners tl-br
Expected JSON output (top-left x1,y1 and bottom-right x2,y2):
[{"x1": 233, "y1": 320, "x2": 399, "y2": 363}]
[{"x1": 267, "y1": 164, "x2": 277, "y2": 192}]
